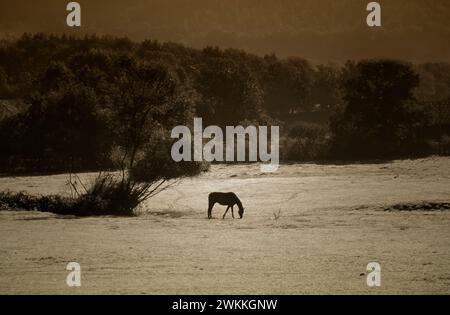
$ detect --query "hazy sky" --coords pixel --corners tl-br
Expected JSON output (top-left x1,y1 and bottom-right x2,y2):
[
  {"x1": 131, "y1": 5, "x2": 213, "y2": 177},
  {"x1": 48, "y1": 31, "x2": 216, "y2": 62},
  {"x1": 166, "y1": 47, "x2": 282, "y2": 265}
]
[{"x1": 1, "y1": 0, "x2": 449, "y2": 62}]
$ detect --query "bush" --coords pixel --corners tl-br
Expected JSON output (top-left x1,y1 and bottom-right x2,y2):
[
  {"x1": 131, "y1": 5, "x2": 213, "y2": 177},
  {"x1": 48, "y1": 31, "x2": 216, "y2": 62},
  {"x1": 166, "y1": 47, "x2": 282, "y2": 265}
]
[
  {"x1": 74, "y1": 174, "x2": 140, "y2": 216},
  {"x1": 0, "y1": 191, "x2": 76, "y2": 215},
  {"x1": 0, "y1": 174, "x2": 145, "y2": 216},
  {"x1": 0, "y1": 167, "x2": 210, "y2": 216},
  {"x1": 282, "y1": 123, "x2": 330, "y2": 161}
]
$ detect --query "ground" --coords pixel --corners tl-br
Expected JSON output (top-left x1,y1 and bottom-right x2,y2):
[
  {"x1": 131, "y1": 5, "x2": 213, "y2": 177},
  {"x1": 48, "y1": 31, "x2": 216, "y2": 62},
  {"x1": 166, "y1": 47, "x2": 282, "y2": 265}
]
[{"x1": 0, "y1": 157, "x2": 449, "y2": 294}]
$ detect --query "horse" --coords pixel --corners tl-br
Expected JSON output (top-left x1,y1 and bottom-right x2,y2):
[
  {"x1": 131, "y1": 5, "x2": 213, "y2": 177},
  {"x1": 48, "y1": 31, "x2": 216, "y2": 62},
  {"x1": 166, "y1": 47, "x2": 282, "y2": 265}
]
[{"x1": 208, "y1": 192, "x2": 244, "y2": 219}]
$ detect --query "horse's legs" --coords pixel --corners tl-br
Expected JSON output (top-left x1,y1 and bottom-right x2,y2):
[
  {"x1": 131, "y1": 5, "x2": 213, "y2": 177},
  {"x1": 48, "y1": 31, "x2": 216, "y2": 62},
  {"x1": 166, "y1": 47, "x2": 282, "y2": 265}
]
[
  {"x1": 231, "y1": 206, "x2": 235, "y2": 219},
  {"x1": 222, "y1": 206, "x2": 230, "y2": 219},
  {"x1": 208, "y1": 202, "x2": 215, "y2": 219}
]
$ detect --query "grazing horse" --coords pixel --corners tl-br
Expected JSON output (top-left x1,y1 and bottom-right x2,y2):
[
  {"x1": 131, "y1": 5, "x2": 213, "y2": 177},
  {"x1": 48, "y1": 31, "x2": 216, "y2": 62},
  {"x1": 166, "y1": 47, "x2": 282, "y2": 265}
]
[{"x1": 208, "y1": 192, "x2": 244, "y2": 219}]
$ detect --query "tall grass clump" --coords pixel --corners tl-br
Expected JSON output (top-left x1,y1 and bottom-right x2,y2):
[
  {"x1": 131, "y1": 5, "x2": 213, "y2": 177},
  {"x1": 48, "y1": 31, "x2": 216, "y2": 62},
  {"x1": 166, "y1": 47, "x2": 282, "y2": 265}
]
[
  {"x1": 71, "y1": 173, "x2": 143, "y2": 216},
  {"x1": 0, "y1": 173, "x2": 179, "y2": 216}
]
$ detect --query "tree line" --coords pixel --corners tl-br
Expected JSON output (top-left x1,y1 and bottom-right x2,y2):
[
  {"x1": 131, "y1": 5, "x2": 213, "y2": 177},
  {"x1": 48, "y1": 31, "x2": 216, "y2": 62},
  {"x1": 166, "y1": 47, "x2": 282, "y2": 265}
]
[{"x1": 0, "y1": 33, "x2": 449, "y2": 174}]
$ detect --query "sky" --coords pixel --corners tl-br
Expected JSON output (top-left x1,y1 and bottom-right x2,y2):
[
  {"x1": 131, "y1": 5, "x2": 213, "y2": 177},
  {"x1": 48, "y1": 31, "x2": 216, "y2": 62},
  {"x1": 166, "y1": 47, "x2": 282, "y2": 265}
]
[{"x1": 0, "y1": 0, "x2": 449, "y2": 62}]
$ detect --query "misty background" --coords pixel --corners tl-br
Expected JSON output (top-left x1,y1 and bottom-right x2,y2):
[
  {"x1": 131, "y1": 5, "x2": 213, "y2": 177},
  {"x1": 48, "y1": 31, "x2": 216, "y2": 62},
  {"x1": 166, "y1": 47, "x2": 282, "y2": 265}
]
[{"x1": 1, "y1": 0, "x2": 449, "y2": 63}]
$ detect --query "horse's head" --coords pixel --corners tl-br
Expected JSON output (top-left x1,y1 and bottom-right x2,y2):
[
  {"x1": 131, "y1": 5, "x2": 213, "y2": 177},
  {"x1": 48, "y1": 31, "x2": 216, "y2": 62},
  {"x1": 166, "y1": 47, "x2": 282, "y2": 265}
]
[{"x1": 238, "y1": 207, "x2": 244, "y2": 219}]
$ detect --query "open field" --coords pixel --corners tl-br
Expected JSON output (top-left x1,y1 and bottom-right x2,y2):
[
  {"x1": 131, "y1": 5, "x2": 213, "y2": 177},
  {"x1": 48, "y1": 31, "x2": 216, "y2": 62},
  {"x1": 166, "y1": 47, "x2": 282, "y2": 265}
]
[{"x1": 0, "y1": 157, "x2": 449, "y2": 294}]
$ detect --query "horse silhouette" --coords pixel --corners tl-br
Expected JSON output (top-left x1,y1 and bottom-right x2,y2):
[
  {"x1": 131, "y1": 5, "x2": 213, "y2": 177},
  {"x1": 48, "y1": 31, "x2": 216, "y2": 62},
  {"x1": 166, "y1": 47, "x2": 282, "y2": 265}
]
[{"x1": 208, "y1": 192, "x2": 244, "y2": 219}]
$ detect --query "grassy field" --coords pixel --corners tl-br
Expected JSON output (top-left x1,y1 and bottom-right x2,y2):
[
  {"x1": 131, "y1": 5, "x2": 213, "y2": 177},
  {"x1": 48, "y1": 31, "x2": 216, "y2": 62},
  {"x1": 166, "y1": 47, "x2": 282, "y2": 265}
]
[{"x1": 0, "y1": 157, "x2": 449, "y2": 294}]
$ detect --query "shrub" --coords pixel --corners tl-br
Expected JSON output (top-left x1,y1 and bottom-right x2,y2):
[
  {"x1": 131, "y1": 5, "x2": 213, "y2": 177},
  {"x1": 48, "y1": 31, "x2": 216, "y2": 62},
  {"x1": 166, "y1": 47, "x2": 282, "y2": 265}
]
[
  {"x1": 0, "y1": 174, "x2": 145, "y2": 216},
  {"x1": 74, "y1": 174, "x2": 140, "y2": 216},
  {"x1": 0, "y1": 191, "x2": 76, "y2": 215},
  {"x1": 282, "y1": 123, "x2": 330, "y2": 161}
]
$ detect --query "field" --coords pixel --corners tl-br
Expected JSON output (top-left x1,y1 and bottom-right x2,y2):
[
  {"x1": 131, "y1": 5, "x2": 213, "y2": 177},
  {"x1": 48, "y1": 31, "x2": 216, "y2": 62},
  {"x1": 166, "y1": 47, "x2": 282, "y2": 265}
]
[{"x1": 0, "y1": 157, "x2": 449, "y2": 294}]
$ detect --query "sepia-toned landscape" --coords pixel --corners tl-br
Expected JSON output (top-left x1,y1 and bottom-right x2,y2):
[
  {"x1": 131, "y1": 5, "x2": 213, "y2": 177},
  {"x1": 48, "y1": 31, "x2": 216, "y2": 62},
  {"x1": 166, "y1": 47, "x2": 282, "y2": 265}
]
[
  {"x1": 0, "y1": 1, "x2": 449, "y2": 295},
  {"x1": 1, "y1": 157, "x2": 449, "y2": 294}
]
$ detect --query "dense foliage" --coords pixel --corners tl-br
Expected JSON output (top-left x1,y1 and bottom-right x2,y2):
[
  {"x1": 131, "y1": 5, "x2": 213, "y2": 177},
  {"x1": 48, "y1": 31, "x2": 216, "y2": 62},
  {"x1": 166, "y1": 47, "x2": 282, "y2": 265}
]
[{"x1": 0, "y1": 33, "x2": 449, "y2": 172}]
